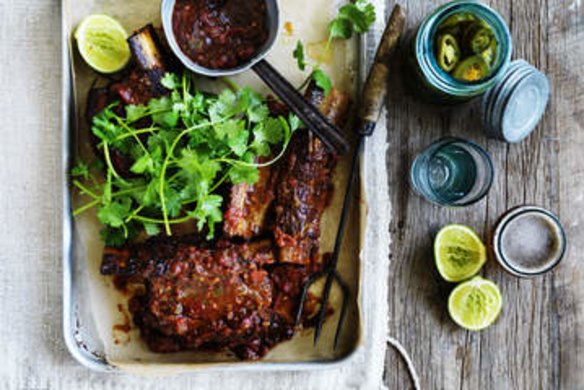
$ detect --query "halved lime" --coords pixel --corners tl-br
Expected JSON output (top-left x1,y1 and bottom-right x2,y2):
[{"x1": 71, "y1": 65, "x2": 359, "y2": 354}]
[
  {"x1": 75, "y1": 14, "x2": 131, "y2": 74},
  {"x1": 448, "y1": 276, "x2": 502, "y2": 331},
  {"x1": 435, "y1": 224, "x2": 487, "y2": 282}
]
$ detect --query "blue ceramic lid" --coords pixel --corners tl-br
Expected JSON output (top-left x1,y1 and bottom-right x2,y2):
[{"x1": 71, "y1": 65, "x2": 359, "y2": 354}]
[{"x1": 481, "y1": 60, "x2": 550, "y2": 143}]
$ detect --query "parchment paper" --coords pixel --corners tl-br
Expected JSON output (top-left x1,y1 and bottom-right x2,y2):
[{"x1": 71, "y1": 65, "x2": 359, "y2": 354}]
[{"x1": 65, "y1": 0, "x2": 365, "y2": 372}]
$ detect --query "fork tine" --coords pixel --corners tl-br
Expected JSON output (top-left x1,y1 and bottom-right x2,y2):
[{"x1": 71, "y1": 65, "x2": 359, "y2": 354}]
[
  {"x1": 294, "y1": 270, "x2": 327, "y2": 327},
  {"x1": 333, "y1": 271, "x2": 350, "y2": 349}
]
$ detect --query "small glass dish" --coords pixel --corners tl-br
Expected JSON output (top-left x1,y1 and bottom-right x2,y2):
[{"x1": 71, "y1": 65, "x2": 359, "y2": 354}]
[
  {"x1": 410, "y1": 137, "x2": 495, "y2": 207},
  {"x1": 492, "y1": 206, "x2": 567, "y2": 278}
]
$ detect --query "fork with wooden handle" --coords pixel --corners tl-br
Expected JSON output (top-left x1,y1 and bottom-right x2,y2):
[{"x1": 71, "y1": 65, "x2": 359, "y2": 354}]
[{"x1": 312, "y1": 4, "x2": 407, "y2": 347}]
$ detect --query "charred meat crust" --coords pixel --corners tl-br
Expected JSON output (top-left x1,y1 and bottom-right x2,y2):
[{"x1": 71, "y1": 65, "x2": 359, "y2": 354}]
[
  {"x1": 223, "y1": 161, "x2": 278, "y2": 240},
  {"x1": 104, "y1": 238, "x2": 278, "y2": 357},
  {"x1": 111, "y1": 24, "x2": 171, "y2": 106},
  {"x1": 273, "y1": 86, "x2": 351, "y2": 266},
  {"x1": 99, "y1": 83, "x2": 351, "y2": 360}
]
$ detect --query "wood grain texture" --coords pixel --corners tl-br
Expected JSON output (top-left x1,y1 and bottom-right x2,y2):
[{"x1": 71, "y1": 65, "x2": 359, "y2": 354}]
[{"x1": 384, "y1": 0, "x2": 584, "y2": 389}]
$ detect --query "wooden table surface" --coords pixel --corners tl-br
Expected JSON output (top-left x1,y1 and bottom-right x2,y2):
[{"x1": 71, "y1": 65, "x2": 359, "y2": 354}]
[{"x1": 384, "y1": 0, "x2": 584, "y2": 389}]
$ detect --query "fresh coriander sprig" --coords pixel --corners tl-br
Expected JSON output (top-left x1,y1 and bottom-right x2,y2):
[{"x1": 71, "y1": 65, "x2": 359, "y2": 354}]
[
  {"x1": 294, "y1": 0, "x2": 376, "y2": 94},
  {"x1": 72, "y1": 72, "x2": 302, "y2": 246}
]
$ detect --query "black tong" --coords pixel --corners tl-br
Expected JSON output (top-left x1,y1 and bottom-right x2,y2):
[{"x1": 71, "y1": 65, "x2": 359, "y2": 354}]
[{"x1": 295, "y1": 5, "x2": 406, "y2": 348}]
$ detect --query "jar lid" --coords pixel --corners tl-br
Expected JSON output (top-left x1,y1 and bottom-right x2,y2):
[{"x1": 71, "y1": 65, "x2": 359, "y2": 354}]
[
  {"x1": 481, "y1": 60, "x2": 550, "y2": 143},
  {"x1": 492, "y1": 206, "x2": 566, "y2": 278}
]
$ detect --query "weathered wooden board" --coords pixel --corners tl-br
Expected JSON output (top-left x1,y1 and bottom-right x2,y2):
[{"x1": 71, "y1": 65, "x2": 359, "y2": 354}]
[
  {"x1": 384, "y1": 0, "x2": 584, "y2": 388},
  {"x1": 0, "y1": 0, "x2": 391, "y2": 389}
]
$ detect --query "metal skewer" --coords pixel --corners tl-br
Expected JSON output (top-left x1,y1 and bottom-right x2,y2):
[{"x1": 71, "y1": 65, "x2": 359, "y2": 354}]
[{"x1": 311, "y1": 4, "x2": 407, "y2": 347}]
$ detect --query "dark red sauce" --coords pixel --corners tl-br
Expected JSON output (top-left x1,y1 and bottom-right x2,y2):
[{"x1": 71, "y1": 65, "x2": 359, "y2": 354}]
[{"x1": 173, "y1": 0, "x2": 269, "y2": 69}]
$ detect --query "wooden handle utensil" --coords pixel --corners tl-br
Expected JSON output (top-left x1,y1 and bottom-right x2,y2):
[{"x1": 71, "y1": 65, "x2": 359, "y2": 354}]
[{"x1": 312, "y1": 4, "x2": 407, "y2": 347}]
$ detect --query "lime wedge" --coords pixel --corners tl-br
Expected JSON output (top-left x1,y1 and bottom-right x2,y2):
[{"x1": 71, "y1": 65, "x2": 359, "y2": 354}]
[
  {"x1": 448, "y1": 276, "x2": 502, "y2": 331},
  {"x1": 75, "y1": 14, "x2": 131, "y2": 74},
  {"x1": 434, "y1": 224, "x2": 487, "y2": 282}
]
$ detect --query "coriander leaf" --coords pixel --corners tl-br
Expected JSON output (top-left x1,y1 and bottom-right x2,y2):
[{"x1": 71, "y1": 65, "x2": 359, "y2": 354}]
[
  {"x1": 293, "y1": 40, "x2": 306, "y2": 71},
  {"x1": 213, "y1": 119, "x2": 239, "y2": 140},
  {"x1": 355, "y1": 0, "x2": 377, "y2": 33},
  {"x1": 312, "y1": 69, "x2": 333, "y2": 96},
  {"x1": 288, "y1": 114, "x2": 305, "y2": 132},
  {"x1": 250, "y1": 124, "x2": 271, "y2": 157},
  {"x1": 125, "y1": 104, "x2": 148, "y2": 123},
  {"x1": 99, "y1": 226, "x2": 127, "y2": 247},
  {"x1": 191, "y1": 91, "x2": 206, "y2": 111},
  {"x1": 264, "y1": 117, "x2": 286, "y2": 144},
  {"x1": 251, "y1": 117, "x2": 288, "y2": 157},
  {"x1": 329, "y1": 17, "x2": 354, "y2": 39},
  {"x1": 71, "y1": 161, "x2": 90, "y2": 180},
  {"x1": 251, "y1": 140, "x2": 271, "y2": 157},
  {"x1": 182, "y1": 92, "x2": 207, "y2": 127},
  {"x1": 189, "y1": 194, "x2": 223, "y2": 239},
  {"x1": 161, "y1": 73, "x2": 180, "y2": 90},
  {"x1": 103, "y1": 177, "x2": 112, "y2": 203},
  {"x1": 177, "y1": 150, "x2": 221, "y2": 196},
  {"x1": 130, "y1": 154, "x2": 154, "y2": 175},
  {"x1": 148, "y1": 128, "x2": 181, "y2": 154},
  {"x1": 209, "y1": 89, "x2": 237, "y2": 122},
  {"x1": 148, "y1": 97, "x2": 179, "y2": 128},
  {"x1": 142, "y1": 179, "x2": 161, "y2": 207},
  {"x1": 229, "y1": 163, "x2": 260, "y2": 185},
  {"x1": 339, "y1": 1, "x2": 376, "y2": 33},
  {"x1": 328, "y1": 1, "x2": 376, "y2": 39},
  {"x1": 247, "y1": 103, "x2": 269, "y2": 123},
  {"x1": 173, "y1": 101, "x2": 186, "y2": 114},
  {"x1": 163, "y1": 184, "x2": 183, "y2": 218},
  {"x1": 92, "y1": 109, "x2": 125, "y2": 143},
  {"x1": 97, "y1": 198, "x2": 132, "y2": 228},
  {"x1": 227, "y1": 128, "x2": 249, "y2": 157},
  {"x1": 143, "y1": 222, "x2": 160, "y2": 236},
  {"x1": 100, "y1": 223, "x2": 139, "y2": 247},
  {"x1": 74, "y1": 70, "x2": 296, "y2": 245},
  {"x1": 234, "y1": 88, "x2": 255, "y2": 115},
  {"x1": 214, "y1": 120, "x2": 249, "y2": 156}
]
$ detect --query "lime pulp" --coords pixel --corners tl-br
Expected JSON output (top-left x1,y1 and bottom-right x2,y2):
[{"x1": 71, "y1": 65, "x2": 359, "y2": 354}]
[
  {"x1": 448, "y1": 276, "x2": 502, "y2": 331},
  {"x1": 434, "y1": 224, "x2": 487, "y2": 282},
  {"x1": 75, "y1": 14, "x2": 131, "y2": 74}
]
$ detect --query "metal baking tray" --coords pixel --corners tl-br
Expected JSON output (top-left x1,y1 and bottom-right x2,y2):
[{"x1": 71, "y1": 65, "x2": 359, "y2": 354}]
[{"x1": 62, "y1": 0, "x2": 381, "y2": 373}]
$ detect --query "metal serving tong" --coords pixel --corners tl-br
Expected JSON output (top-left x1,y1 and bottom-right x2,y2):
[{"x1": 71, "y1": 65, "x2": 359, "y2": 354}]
[{"x1": 295, "y1": 5, "x2": 407, "y2": 348}]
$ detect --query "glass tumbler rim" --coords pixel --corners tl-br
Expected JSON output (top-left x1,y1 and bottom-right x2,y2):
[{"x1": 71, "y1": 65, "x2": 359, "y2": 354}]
[{"x1": 410, "y1": 137, "x2": 495, "y2": 207}]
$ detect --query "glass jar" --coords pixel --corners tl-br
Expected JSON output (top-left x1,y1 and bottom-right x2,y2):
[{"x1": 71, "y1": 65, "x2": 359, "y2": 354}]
[{"x1": 407, "y1": 0, "x2": 513, "y2": 104}]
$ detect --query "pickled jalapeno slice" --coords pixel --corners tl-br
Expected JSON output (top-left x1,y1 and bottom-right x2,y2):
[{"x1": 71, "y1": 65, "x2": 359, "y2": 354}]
[
  {"x1": 452, "y1": 55, "x2": 490, "y2": 82},
  {"x1": 439, "y1": 13, "x2": 478, "y2": 30},
  {"x1": 463, "y1": 23, "x2": 494, "y2": 54},
  {"x1": 437, "y1": 34, "x2": 461, "y2": 72},
  {"x1": 481, "y1": 39, "x2": 498, "y2": 67},
  {"x1": 434, "y1": 11, "x2": 498, "y2": 82}
]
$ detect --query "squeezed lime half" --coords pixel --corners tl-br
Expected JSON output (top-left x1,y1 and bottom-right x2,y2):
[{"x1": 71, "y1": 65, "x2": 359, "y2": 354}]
[
  {"x1": 448, "y1": 276, "x2": 502, "y2": 331},
  {"x1": 435, "y1": 224, "x2": 487, "y2": 282},
  {"x1": 75, "y1": 14, "x2": 131, "y2": 74}
]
